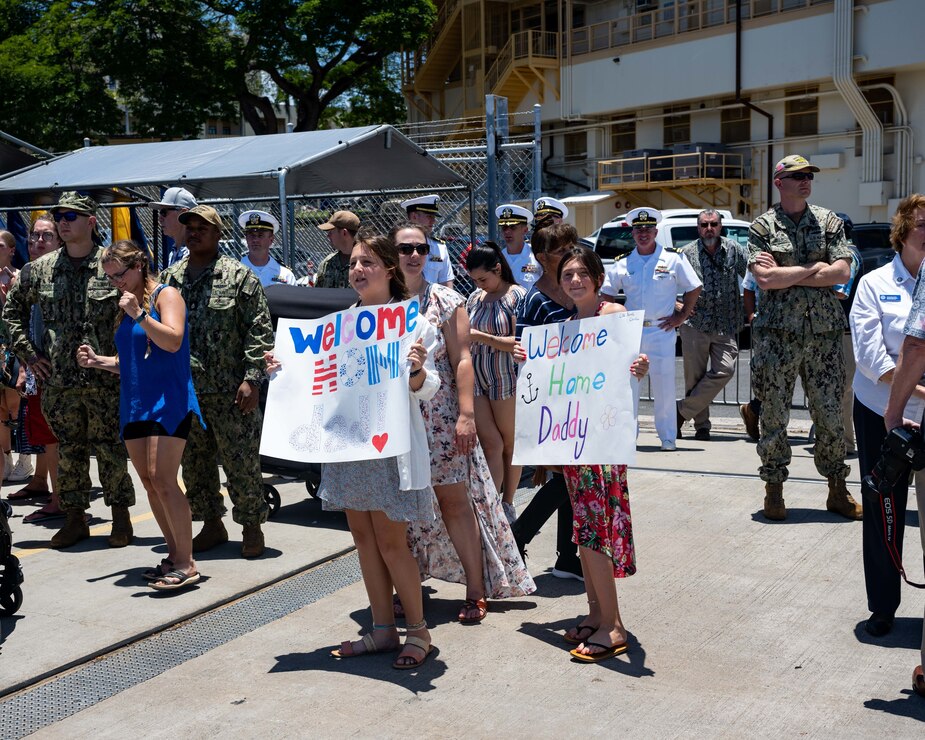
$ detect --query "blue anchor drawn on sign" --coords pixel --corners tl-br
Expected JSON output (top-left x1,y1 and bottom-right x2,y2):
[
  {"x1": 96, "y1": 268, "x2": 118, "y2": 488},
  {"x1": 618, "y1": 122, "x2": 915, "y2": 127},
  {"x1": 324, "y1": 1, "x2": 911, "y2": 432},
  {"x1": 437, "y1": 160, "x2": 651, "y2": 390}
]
[{"x1": 521, "y1": 372, "x2": 538, "y2": 404}]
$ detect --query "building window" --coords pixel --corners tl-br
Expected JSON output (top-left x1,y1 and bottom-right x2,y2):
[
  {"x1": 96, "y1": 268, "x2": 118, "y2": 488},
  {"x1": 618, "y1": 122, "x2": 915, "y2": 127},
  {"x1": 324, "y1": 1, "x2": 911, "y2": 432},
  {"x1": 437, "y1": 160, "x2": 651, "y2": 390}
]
[
  {"x1": 663, "y1": 105, "x2": 690, "y2": 146},
  {"x1": 564, "y1": 131, "x2": 587, "y2": 162},
  {"x1": 721, "y1": 99, "x2": 750, "y2": 144},
  {"x1": 859, "y1": 75, "x2": 895, "y2": 127},
  {"x1": 611, "y1": 120, "x2": 636, "y2": 154},
  {"x1": 785, "y1": 86, "x2": 818, "y2": 137},
  {"x1": 207, "y1": 125, "x2": 217, "y2": 135},
  {"x1": 222, "y1": 126, "x2": 231, "y2": 135}
]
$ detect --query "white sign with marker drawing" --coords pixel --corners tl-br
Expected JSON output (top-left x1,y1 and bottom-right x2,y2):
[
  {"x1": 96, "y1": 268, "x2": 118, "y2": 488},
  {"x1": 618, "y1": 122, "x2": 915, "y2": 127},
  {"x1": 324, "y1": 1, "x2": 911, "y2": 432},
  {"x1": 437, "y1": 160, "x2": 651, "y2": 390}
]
[{"x1": 261, "y1": 298, "x2": 422, "y2": 463}]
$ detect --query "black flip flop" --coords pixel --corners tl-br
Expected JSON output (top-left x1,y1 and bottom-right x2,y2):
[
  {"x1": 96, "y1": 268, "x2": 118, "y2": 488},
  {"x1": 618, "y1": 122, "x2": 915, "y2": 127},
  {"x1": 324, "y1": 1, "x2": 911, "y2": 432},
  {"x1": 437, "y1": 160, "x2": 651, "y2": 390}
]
[{"x1": 569, "y1": 641, "x2": 628, "y2": 662}]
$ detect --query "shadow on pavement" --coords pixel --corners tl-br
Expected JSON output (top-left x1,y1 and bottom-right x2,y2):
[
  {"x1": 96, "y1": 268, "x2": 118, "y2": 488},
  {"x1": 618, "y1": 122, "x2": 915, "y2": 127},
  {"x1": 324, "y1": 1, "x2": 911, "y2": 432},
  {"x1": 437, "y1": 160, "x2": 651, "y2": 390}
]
[
  {"x1": 853, "y1": 617, "x2": 924, "y2": 651},
  {"x1": 270, "y1": 643, "x2": 446, "y2": 693}
]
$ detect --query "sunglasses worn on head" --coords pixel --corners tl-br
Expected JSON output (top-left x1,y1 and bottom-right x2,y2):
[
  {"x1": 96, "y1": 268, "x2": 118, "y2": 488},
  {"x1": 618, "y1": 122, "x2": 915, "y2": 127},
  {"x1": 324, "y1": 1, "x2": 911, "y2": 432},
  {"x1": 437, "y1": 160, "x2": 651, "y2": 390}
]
[
  {"x1": 53, "y1": 211, "x2": 84, "y2": 222},
  {"x1": 397, "y1": 242, "x2": 430, "y2": 256},
  {"x1": 781, "y1": 172, "x2": 814, "y2": 181}
]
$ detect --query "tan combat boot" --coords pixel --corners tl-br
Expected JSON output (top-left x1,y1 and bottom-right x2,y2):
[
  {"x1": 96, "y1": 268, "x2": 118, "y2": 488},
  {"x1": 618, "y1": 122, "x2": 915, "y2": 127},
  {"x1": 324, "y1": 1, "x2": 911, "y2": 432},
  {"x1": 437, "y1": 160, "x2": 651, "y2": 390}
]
[
  {"x1": 192, "y1": 518, "x2": 228, "y2": 552},
  {"x1": 241, "y1": 523, "x2": 265, "y2": 558},
  {"x1": 108, "y1": 505, "x2": 134, "y2": 547},
  {"x1": 763, "y1": 483, "x2": 787, "y2": 521},
  {"x1": 826, "y1": 478, "x2": 863, "y2": 520},
  {"x1": 50, "y1": 509, "x2": 90, "y2": 549}
]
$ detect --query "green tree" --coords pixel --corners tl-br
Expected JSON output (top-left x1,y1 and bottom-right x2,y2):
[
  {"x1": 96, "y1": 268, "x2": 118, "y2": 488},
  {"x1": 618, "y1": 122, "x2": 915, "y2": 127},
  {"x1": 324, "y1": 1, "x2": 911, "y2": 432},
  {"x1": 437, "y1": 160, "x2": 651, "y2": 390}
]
[
  {"x1": 207, "y1": 0, "x2": 436, "y2": 133},
  {"x1": 86, "y1": 0, "x2": 240, "y2": 140},
  {"x1": 0, "y1": 1, "x2": 121, "y2": 151}
]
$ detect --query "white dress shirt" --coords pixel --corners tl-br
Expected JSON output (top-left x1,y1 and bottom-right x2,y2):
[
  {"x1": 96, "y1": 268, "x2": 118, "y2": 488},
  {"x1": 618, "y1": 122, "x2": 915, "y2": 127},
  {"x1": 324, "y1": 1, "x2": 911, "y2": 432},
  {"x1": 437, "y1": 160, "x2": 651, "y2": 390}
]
[
  {"x1": 850, "y1": 253, "x2": 925, "y2": 420},
  {"x1": 422, "y1": 237, "x2": 455, "y2": 285},
  {"x1": 241, "y1": 255, "x2": 296, "y2": 288},
  {"x1": 602, "y1": 246, "x2": 702, "y2": 322}
]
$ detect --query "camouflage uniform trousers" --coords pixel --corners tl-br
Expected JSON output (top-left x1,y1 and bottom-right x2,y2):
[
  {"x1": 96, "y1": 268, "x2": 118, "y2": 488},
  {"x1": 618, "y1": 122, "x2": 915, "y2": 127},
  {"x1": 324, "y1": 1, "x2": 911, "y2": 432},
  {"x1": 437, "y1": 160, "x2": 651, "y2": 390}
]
[
  {"x1": 182, "y1": 392, "x2": 268, "y2": 526},
  {"x1": 42, "y1": 386, "x2": 135, "y2": 511},
  {"x1": 751, "y1": 326, "x2": 851, "y2": 484}
]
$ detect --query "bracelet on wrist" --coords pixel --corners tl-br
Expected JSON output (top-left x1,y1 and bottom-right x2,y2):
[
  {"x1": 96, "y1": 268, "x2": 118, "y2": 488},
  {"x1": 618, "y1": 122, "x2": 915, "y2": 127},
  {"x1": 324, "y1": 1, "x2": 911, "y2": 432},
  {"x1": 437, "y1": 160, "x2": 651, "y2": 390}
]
[{"x1": 409, "y1": 367, "x2": 423, "y2": 378}]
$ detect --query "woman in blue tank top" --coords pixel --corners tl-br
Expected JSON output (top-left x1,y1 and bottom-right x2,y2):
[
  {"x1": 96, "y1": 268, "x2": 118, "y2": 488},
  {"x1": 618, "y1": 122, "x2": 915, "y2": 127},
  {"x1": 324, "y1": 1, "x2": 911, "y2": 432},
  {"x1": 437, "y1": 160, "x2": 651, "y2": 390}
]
[{"x1": 77, "y1": 240, "x2": 204, "y2": 592}]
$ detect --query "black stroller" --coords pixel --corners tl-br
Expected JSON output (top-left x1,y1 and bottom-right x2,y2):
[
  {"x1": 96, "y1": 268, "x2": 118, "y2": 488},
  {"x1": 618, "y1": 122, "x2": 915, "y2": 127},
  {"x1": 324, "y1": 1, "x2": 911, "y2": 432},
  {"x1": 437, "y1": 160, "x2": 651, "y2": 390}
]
[
  {"x1": 260, "y1": 284, "x2": 357, "y2": 517},
  {"x1": 0, "y1": 500, "x2": 24, "y2": 616}
]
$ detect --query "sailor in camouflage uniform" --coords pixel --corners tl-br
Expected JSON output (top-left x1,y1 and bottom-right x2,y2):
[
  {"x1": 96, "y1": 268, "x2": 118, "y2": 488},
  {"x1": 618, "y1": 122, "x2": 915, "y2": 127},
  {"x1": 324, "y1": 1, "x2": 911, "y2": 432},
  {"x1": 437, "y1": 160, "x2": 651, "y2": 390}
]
[
  {"x1": 160, "y1": 205, "x2": 275, "y2": 558},
  {"x1": 748, "y1": 155, "x2": 862, "y2": 521},
  {"x1": 2, "y1": 192, "x2": 135, "y2": 548}
]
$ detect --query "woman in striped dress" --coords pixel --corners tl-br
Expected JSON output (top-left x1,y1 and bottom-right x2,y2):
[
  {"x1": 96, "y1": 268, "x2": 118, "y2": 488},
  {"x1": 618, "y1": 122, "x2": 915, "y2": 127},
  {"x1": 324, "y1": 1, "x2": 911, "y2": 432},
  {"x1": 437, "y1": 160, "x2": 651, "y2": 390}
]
[{"x1": 465, "y1": 241, "x2": 526, "y2": 522}]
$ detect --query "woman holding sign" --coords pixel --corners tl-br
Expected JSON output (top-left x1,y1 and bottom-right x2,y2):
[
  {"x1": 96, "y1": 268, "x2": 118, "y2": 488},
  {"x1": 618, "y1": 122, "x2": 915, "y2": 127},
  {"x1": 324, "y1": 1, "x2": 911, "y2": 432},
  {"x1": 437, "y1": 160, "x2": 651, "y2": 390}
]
[
  {"x1": 320, "y1": 233, "x2": 439, "y2": 670},
  {"x1": 516, "y1": 246, "x2": 648, "y2": 662},
  {"x1": 395, "y1": 223, "x2": 535, "y2": 625}
]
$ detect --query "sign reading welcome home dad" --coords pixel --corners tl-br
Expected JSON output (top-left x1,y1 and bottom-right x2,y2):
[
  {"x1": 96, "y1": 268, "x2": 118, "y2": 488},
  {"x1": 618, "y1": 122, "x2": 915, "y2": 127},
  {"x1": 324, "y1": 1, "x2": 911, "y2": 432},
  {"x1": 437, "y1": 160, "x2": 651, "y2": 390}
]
[
  {"x1": 513, "y1": 310, "x2": 643, "y2": 466},
  {"x1": 261, "y1": 298, "x2": 421, "y2": 463}
]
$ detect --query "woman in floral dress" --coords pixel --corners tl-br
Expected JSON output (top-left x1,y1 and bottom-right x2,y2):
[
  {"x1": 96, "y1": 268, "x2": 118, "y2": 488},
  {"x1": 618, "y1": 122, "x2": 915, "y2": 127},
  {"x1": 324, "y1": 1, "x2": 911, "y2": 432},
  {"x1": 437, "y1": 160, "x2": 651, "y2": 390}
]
[
  {"x1": 518, "y1": 246, "x2": 647, "y2": 662},
  {"x1": 394, "y1": 222, "x2": 535, "y2": 623}
]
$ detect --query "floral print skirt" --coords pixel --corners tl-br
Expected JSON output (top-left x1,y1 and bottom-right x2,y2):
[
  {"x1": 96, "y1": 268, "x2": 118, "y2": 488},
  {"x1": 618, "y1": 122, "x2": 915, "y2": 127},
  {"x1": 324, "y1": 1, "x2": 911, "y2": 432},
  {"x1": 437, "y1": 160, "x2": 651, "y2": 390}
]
[{"x1": 563, "y1": 464, "x2": 636, "y2": 578}]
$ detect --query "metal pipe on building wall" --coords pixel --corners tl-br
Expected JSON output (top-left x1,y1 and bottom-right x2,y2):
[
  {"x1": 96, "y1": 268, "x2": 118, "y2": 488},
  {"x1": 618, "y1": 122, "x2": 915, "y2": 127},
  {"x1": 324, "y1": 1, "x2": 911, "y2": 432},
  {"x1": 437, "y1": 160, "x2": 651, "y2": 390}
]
[
  {"x1": 833, "y1": 0, "x2": 882, "y2": 184},
  {"x1": 736, "y1": 0, "x2": 774, "y2": 211}
]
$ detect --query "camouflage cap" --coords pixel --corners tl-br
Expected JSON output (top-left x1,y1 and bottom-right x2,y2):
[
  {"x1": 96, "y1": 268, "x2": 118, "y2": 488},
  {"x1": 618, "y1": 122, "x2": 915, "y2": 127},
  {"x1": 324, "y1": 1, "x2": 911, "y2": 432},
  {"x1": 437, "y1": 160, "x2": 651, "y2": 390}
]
[
  {"x1": 774, "y1": 155, "x2": 820, "y2": 176},
  {"x1": 50, "y1": 191, "x2": 98, "y2": 215},
  {"x1": 178, "y1": 204, "x2": 224, "y2": 230}
]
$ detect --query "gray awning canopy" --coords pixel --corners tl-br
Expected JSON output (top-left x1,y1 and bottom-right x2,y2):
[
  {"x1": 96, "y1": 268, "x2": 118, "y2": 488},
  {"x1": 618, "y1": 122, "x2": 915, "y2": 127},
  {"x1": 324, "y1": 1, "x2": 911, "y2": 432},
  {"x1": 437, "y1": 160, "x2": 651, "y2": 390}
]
[{"x1": 0, "y1": 125, "x2": 466, "y2": 206}]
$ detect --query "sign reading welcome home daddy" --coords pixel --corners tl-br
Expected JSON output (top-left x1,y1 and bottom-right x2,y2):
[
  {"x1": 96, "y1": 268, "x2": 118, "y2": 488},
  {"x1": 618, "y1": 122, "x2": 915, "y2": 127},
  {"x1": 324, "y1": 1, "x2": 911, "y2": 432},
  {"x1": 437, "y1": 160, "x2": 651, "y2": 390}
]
[
  {"x1": 261, "y1": 298, "x2": 422, "y2": 463},
  {"x1": 513, "y1": 310, "x2": 643, "y2": 465}
]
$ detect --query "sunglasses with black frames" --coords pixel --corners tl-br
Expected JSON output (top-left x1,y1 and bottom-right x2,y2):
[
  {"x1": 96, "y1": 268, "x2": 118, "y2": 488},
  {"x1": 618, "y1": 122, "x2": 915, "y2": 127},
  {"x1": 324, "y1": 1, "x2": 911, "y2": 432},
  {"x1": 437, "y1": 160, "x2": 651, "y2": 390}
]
[
  {"x1": 780, "y1": 172, "x2": 815, "y2": 181},
  {"x1": 53, "y1": 211, "x2": 85, "y2": 222},
  {"x1": 397, "y1": 242, "x2": 430, "y2": 256}
]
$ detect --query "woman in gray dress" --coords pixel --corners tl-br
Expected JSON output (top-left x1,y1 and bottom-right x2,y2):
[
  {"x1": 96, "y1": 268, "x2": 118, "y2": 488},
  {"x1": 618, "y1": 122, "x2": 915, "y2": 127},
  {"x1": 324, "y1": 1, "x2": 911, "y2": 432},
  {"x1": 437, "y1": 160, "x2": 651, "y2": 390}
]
[{"x1": 320, "y1": 233, "x2": 439, "y2": 670}]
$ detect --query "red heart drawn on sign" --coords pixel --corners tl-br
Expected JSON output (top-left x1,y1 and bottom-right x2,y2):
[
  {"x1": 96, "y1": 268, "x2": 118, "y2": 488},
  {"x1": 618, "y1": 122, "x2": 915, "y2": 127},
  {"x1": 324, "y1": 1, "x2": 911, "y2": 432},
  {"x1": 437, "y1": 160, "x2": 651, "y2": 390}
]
[{"x1": 372, "y1": 434, "x2": 388, "y2": 453}]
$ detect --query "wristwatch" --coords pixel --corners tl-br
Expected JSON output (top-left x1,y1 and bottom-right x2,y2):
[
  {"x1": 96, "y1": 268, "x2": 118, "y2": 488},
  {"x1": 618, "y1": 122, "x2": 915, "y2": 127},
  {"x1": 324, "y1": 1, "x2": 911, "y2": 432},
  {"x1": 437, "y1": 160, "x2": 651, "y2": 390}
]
[{"x1": 135, "y1": 310, "x2": 148, "y2": 324}]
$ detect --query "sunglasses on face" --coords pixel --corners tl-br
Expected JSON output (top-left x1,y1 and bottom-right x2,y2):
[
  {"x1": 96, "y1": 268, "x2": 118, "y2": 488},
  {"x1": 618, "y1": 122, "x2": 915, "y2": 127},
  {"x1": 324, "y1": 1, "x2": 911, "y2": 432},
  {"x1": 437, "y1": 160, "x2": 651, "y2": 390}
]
[
  {"x1": 780, "y1": 172, "x2": 814, "y2": 181},
  {"x1": 53, "y1": 211, "x2": 84, "y2": 222},
  {"x1": 699, "y1": 221, "x2": 720, "y2": 228},
  {"x1": 29, "y1": 232, "x2": 56, "y2": 243},
  {"x1": 158, "y1": 208, "x2": 179, "y2": 217},
  {"x1": 397, "y1": 242, "x2": 430, "y2": 256}
]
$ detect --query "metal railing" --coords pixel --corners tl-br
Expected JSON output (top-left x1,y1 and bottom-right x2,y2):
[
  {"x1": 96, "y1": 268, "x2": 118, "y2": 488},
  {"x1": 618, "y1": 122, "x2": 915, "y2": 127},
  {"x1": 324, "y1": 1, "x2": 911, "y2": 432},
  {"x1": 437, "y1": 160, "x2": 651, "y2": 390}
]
[
  {"x1": 569, "y1": 0, "x2": 832, "y2": 56},
  {"x1": 485, "y1": 30, "x2": 559, "y2": 95},
  {"x1": 598, "y1": 151, "x2": 746, "y2": 190}
]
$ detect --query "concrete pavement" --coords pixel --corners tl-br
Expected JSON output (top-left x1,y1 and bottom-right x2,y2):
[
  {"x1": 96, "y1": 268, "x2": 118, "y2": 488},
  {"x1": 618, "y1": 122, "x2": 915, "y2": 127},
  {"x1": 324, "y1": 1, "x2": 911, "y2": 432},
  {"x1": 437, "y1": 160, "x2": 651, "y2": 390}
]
[{"x1": 2, "y1": 414, "x2": 924, "y2": 738}]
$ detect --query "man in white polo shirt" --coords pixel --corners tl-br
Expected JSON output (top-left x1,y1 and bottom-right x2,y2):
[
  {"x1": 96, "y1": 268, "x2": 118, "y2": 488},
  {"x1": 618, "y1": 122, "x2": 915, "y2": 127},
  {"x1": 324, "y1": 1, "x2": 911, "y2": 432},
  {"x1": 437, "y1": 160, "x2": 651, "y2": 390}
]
[
  {"x1": 400, "y1": 194, "x2": 454, "y2": 288},
  {"x1": 238, "y1": 210, "x2": 296, "y2": 287},
  {"x1": 497, "y1": 203, "x2": 542, "y2": 289}
]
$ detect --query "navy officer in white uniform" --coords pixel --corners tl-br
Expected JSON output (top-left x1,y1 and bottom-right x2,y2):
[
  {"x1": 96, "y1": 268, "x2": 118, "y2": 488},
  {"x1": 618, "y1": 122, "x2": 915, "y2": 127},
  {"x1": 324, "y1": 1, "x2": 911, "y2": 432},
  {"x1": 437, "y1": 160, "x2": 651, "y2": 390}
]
[
  {"x1": 602, "y1": 207, "x2": 702, "y2": 451},
  {"x1": 238, "y1": 210, "x2": 296, "y2": 287},
  {"x1": 497, "y1": 203, "x2": 542, "y2": 289},
  {"x1": 400, "y1": 194, "x2": 455, "y2": 288},
  {"x1": 533, "y1": 196, "x2": 569, "y2": 228}
]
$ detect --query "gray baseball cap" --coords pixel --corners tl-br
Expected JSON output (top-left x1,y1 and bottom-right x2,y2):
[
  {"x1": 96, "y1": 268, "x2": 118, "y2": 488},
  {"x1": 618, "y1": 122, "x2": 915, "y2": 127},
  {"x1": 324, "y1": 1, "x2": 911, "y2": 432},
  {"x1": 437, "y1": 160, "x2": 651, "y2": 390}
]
[{"x1": 148, "y1": 187, "x2": 197, "y2": 210}]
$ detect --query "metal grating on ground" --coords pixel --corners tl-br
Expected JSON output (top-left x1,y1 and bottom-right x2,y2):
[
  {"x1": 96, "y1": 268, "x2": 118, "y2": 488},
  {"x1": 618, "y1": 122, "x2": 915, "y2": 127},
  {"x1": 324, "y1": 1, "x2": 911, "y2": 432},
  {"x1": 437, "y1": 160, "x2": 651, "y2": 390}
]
[{"x1": 0, "y1": 552, "x2": 362, "y2": 739}]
